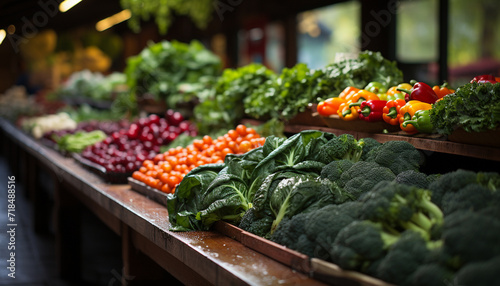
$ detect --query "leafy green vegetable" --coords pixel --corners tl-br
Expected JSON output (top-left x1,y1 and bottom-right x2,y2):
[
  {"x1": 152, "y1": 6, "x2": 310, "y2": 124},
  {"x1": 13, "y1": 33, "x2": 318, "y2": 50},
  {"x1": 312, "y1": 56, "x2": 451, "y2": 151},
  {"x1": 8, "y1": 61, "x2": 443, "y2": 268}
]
[
  {"x1": 125, "y1": 40, "x2": 221, "y2": 108},
  {"x1": 430, "y1": 82, "x2": 500, "y2": 134},
  {"x1": 317, "y1": 50, "x2": 404, "y2": 101},
  {"x1": 244, "y1": 63, "x2": 323, "y2": 120},
  {"x1": 194, "y1": 63, "x2": 275, "y2": 134},
  {"x1": 54, "y1": 130, "x2": 107, "y2": 153},
  {"x1": 167, "y1": 163, "x2": 225, "y2": 231}
]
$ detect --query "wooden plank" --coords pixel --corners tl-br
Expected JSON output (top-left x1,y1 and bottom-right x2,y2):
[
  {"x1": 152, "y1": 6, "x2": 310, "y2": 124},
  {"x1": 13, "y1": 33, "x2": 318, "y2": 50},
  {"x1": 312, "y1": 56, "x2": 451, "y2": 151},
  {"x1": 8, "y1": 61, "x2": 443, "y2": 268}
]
[
  {"x1": 310, "y1": 258, "x2": 393, "y2": 286},
  {"x1": 214, "y1": 221, "x2": 311, "y2": 274},
  {"x1": 282, "y1": 123, "x2": 500, "y2": 162}
]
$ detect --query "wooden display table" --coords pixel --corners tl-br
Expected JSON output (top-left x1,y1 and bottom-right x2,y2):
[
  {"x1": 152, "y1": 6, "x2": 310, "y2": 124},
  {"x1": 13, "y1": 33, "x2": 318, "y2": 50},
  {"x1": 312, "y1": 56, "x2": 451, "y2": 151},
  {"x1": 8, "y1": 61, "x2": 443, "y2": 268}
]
[{"x1": 0, "y1": 118, "x2": 324, "y2": 286}]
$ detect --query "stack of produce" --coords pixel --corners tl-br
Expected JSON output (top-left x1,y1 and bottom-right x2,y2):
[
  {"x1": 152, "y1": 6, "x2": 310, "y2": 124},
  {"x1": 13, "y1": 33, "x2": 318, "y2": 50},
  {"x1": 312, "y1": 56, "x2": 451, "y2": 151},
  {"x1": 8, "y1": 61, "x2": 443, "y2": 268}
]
[
  {"x1": 430, "y1": 78, "x2": 500, "y2": 135},
  {"x1": 317, "y1": 74, "x2": 500, "y2": 136},
  {"x1": 80, "y1": 110, "x2": 196, "y2": 174},
  {"x1": 132, "y1": 124, "x2": 265, "y2": 194},
  {"x1": 125, "y1": 40, "x2": 221, "y2": 109},
  {"x1": 0, "y1": 86, "x2": 39, "y2": 122},
  {"x1": 167, "y1": 130, "x2": 500, "y2": 285},
  {"x1": 53, "y1": 70, "x2": 127, "y2": 103},
  {"x1": 21, "y1": 112, "x2": 78, "y2": 139},
  {"x1": 194, "y1": 51, "x2": 403, "y2": 133}
]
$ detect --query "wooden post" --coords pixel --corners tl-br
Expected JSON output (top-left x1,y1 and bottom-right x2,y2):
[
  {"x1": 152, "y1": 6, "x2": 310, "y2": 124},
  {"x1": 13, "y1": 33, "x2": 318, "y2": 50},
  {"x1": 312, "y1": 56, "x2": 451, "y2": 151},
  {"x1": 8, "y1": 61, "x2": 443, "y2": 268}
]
[
  {"x1": 121, "y1": 224, "x2": 184, "y2": 286},
  {"x1": 54, "y1": 181, "x2": 82, "y2": 281}
]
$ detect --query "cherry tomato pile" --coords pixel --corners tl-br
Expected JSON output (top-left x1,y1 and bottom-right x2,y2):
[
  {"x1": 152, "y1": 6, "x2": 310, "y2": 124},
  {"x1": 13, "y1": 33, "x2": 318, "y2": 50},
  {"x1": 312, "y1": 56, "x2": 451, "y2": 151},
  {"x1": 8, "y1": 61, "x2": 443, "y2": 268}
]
[
  {"x1": 81, "y1": 110, "x2": 197, "y2": 173},
  {"x1": 132, "y1": 124, "x2": 266, "y2": 194}
]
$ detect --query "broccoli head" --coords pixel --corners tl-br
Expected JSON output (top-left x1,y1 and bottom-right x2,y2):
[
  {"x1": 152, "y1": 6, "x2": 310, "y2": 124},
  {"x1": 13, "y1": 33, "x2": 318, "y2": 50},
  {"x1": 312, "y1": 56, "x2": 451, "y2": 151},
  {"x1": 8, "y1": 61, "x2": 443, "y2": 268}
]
[
  {"x1": 455, "y1": 256, "x2": 500, "y2": 286},
  {"x1": 395, "y1": 170, "x2": 437, "y2": 189},
  {"x1": 408, "y1": 263, "x2": 455, "y2": 286},
  {"x1": 358, "y1": 137, "x2": 381, "y2": 161},
  {"x1": 441, "y1": 183, "x2": 493, "y2": 216},
  {"x1": 320, "y1": 159, "x2": 355, "y2": 183},
  {"x1": 359, "y1": 181, "x2": 444, "y2": 241},
  {"x1": 442, "y1": 210, "x2": 500, "y2": 269},
  {"x1": 338, "y1": 161, "x2": 396, "y2": 199},
  {"x1": 238, "y1": 207, "x2": 273, "y2": 237},
  {"x1": 317, "y1": 134, "x2": 363, "y2": 163},
  {"x1": 428, "y1": 169, "x2": 500, "y2": 208},
  {"x1": 365, "y1": 140, "x2": 423, "y2": 175},
  {"x1": 375, "y1": 230, "x2": 441, "y2": 285},
  {"x1": 270, "y1": 213, "x2": 316, "y2": 257},
  {"x1": 330, "y1": 220, "x2": 400, "y2": 272},
  {"x1": 304, "y1": 202, "x2": 362, "y2": 260}
]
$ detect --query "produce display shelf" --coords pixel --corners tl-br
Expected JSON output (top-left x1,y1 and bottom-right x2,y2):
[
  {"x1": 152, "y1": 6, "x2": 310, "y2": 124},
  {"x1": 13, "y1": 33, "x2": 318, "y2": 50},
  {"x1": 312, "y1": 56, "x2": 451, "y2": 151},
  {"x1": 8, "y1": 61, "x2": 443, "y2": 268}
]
[
  {"x1": 0, "y1": 117, "x2": 324, "y2": 286},
  {"x1": 242, "y1": 118, "x2": 500, "y2": 162}
]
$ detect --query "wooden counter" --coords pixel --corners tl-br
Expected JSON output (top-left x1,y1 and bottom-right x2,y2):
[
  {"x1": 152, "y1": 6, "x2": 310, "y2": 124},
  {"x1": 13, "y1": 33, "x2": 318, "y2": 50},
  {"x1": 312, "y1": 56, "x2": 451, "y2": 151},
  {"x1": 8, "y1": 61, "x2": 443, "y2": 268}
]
[{"x1": 0, "y1": 118, "x2": 325, "y2": 286}]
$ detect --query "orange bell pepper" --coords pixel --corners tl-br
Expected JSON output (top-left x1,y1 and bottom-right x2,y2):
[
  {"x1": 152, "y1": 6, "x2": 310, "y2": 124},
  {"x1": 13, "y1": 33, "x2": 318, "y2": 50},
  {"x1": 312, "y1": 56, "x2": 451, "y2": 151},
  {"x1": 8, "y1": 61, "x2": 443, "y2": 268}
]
[
  {"x1": 382, "y1": 99, "x2": 406, "y2": 126},
  {"x1": 348, "y1": 90, "x2": 380, "y2": 112},
  {"x1": 317, "y1": 97, "x2": 347, "y2": 116},
  {"x1": 432, "y1": 83, "x2": 455, "y2": 99},
  {"x1": 338, "y1": 101, "x2": 359, "y2": 121},
  {"x1": 398, "y1": 100, "x2": 433, "y2": 134},
  {"x1": 339, "y1": 86, "x2": 361, "y2": 101}
]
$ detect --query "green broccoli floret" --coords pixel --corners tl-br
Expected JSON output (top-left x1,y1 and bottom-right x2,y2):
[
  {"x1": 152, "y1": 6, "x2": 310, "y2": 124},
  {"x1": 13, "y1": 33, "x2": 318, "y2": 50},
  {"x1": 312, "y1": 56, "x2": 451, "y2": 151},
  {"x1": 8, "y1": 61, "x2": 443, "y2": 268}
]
[
  {"x1": 271, "y1": 213, "x2": 316, "y2": 257},
  {"x1": 330, "y1": 220, "x2": 400, "y2": 272},
  {"x1": 239, "y1": 208, "x2": 273, "y2": 237},
  {"x1": 375, "y1": 230, "x2": 442, "y2": 286},
  {"x1": 395, "y1": 170, "x2": 436, "y2": 189},
  {"x1": 441, "y1": 184, "x2": 493, "y2": 216},
  {"x1": 365, "y1": 140, "x2": 423, "y2": 175},
  {"x1": 442, "y1": 210, "x2": 500, "y2": 269},
  {"x1": 304, "y1": 202, "x2": 362, "y2": 260},
  {"x1": 318, "y1": 134, "x2": 363, "y2": 163},
  {"x1": 271, "y1": 201, "x2": 362, "y2": 261},
  {"x1": 359, "y1": 181, "x2": 444, "y2": 241},
  {"x1": 428, "y1": 169, "x2": 500, "y2": 208},
  {"x1": 408, "y1": 263, "x2": 455, "y2": 286},
  {"x1": 455, "y1": 256, "x2": 500, "y2": 286},
  {"x1": 320, "y1": 159, "x2": 355, "y2": 183},
  {"x1": 358, "y1": 137, "x2": 381, "y2": 161},
  {"x1": 337, "y1": 161, "x2": 396, "y2": 199}
]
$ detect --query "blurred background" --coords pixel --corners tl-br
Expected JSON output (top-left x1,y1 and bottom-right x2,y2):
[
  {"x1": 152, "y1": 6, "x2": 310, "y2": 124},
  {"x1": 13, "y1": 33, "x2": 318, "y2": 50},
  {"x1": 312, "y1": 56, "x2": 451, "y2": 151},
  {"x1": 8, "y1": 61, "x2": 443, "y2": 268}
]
[{"x1": 0, "y1": 0, "x2": 499, "y2": 94}]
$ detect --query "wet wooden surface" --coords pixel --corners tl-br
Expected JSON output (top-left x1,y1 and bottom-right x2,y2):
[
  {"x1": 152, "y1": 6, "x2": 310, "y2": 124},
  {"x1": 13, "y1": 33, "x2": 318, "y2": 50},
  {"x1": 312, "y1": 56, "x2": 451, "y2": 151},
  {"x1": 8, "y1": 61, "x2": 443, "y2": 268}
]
[{"x1": 0, "y1": 118, "x2": 325, "y2": 286}]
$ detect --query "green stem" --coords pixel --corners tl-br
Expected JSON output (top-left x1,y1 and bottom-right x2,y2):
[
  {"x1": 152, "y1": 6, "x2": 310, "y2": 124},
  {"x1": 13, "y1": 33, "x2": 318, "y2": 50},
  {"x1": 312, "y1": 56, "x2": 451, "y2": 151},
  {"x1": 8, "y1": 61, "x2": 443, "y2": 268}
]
[
  {"x1": 342, "y1": 109, "x2": 352, "y2": 117},
  {"x1": 349, "y1": 102, "x2": 362, "y2": 108},
  {"x1": 386, "y1": 107, "x2": 397, "y2": 118},
  {"x1": 361, "y1": 106, "x2": 371, "y2": 117},
  {"x1": 397, "y1": 88, "x2": 412, "y2": 95},
  {"x1": 402, "y1": 119, "x2": 418, "y2": 128}
]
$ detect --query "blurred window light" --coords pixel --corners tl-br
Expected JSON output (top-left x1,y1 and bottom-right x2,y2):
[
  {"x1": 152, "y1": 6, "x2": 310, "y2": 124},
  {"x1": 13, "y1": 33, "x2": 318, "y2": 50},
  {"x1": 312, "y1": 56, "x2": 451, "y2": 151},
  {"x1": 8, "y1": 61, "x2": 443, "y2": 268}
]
[
  {"x1": 59, "y1": 0, "x2": 82, "y2": 13},
  {"x1": 0, "y1": 29, "x2": 5, "y2": 45},
  {"x1": 96, "y1": 10, "x2": 131, "y2": 32}
]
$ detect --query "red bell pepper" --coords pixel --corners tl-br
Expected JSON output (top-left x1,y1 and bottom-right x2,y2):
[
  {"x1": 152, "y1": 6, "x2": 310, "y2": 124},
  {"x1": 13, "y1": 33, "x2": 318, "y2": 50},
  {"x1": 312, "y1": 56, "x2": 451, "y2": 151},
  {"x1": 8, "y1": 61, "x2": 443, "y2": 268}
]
[
  {"x1": 470, "y1": 74, "x2": 499, "y2": 84},
  {"x1": 397, "y1": 81, "x2": 439, "y2": 104},
  {"x1": 359, "y1": 100, "x2": 387, "y2": 122}
]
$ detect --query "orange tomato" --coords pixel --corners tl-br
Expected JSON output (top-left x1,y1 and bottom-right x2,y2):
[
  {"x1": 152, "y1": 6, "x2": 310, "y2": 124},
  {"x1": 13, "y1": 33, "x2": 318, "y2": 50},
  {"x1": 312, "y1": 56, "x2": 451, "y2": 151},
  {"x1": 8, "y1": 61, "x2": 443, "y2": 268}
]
[
  {"x1": 227, "y1": 130, "x2": 239, "y2": 140},
  {"x1": 238, "y1": 141, "x2": 252, "y2": 153},
  {"x1": 202, "y1": 135, "x2": 213, "y2": 145},
  {"x1": 166, "y1": 176, "x2": 181, "y2": 188},
  {"x1": 236, "y1": 124, "x2": 247, "y2": 136}
]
